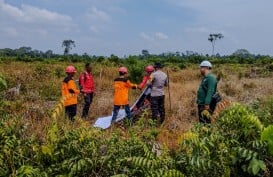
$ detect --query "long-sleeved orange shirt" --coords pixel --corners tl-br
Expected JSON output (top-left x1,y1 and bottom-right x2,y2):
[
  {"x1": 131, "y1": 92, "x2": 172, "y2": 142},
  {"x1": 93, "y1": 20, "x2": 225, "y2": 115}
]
[
  {"x1": 62, "y1": 77, "x2": 80, "y2": 106},
  {"x1": 113, "y1": 77, "x2": 137, "y2": 105}
]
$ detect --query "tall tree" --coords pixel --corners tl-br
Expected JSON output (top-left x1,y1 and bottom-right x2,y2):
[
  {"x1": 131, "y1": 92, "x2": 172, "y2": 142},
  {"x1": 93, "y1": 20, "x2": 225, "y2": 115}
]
[
  {"x1": 233, "y1": 49, "x2": 251, "y2": 57},
  {"x1": 45, "y1": 50, "x2": 53, "y2": 58},
  {"x1": 208, "y1": 33, "x2": 224, "y2": 56},
  {"x1": 141, "y1": 49, "x2": 150, "y2": 57},
  {"x1": 62, "y1": 40, "x2": 75, "y2": 55},
  {"x1": 16, "y1": 46, "x2": 32, "y2": 56}
]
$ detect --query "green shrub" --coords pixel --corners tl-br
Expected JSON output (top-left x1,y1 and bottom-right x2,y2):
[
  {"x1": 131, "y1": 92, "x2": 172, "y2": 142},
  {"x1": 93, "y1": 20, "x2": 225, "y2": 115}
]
[
  {"x1": 54, "y1": 67, "x2": 65, "y2": 78},
  {"x1": 0, "y1": 93, "x2": 272, "y2": 177},
  {"x1": 0, "y1": 74, "x2": 7, "y2": 91},
  {"x1": 174, "y1": 104, "x2": 271, "y2": 177}
]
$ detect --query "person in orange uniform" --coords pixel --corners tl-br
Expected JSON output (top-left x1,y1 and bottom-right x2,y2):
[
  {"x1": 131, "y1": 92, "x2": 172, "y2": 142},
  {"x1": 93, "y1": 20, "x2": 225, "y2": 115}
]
[
  {"x1": 111, "y1": 66, "x2": 137, "y2": 124},
  {"x1": 62, "y1": 65, "x2": 80, "y2": 121}
]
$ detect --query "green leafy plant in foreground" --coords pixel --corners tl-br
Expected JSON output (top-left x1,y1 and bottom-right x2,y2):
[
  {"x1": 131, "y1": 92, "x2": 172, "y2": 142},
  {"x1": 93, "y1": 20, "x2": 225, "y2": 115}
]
[
  {"x1": 174, "y1": 103, "x2": 272, "y2": 177},
  {"x1": 0, "y1": 101, "x2": 273, "y2": 177}
]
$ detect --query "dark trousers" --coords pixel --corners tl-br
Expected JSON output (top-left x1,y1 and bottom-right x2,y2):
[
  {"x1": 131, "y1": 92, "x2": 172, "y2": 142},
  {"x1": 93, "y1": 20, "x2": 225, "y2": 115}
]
[
  {"x1": 151, "y1": 95, "x2": 165, "y2": 124},
  {"x1": 111, "y1": 105, "x2": 131, "y2": 122},
  {"x1": 136, "y1": 93, "x2": 151, "y2": 109},
  {"x1": 65, "y1": 104, "x2": 77, "y2": 121},
  {"x1": 82, "y1": 93, "x2": 93, "y2": 118},
  {"x1": 198, "y1": 105, "x2": 212, "y2": 124}
]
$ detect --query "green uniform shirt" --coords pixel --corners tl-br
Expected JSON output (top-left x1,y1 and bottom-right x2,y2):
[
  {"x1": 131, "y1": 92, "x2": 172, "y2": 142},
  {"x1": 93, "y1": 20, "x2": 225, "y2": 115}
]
[{"x1": 197, "y1": 73, "x2": 217, "y2": 105}]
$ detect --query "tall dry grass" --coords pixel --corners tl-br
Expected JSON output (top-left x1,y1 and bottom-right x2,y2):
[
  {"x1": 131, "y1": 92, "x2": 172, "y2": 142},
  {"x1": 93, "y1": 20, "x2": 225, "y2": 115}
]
[{"x1": 0, "y1": 61, "x2": 272, "y2": 148}]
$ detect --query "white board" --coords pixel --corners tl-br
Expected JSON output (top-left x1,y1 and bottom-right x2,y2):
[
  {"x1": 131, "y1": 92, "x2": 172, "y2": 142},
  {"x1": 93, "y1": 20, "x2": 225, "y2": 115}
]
[
  {"x1": 94, "y1": 109, "x2": 126, "y2": 129},
  {"x1": 94, "y1": 87, "x2": 149, "y2": 129}
]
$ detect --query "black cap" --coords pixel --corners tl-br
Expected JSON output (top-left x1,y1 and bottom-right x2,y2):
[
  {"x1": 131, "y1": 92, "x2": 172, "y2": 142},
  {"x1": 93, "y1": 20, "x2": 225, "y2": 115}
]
[{"x1": 154, "y1": 62, "x2": 163, "y2": 68}]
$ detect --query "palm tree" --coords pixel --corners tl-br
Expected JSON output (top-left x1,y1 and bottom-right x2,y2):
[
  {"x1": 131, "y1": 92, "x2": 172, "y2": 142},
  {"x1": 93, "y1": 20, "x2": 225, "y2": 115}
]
[
  {"x1": 208, "y1": 33, "x2": 224, "y2": 56},
  {"x1": 62, "y1": 40, "x2": 75, "y2": 55}
]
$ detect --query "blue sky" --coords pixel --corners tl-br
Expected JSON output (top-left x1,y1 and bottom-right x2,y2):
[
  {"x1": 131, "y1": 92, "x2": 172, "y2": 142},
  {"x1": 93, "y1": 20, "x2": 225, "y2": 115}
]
[{"x1": 1, "y1": 0, "x2": 273, "y2": 56}]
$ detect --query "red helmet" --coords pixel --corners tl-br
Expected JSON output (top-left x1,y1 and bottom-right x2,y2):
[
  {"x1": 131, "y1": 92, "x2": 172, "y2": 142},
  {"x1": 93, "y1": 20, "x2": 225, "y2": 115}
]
[
  {"x1": 65, "y1": 65, "x2": 76, "y2": 73},
  {"x1": 145, "y1": 65, "x2": 154, "y2": 72},
  {"x1": 118, "y1": 66, "x2": 128, "y2": 74}
]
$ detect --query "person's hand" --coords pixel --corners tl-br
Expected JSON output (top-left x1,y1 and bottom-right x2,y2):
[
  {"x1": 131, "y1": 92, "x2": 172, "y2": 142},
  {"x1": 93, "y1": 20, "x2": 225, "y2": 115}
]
[
  {"x1": 204, "y1": 105, "x2": 210, "y2": 110},
  {"x1": 201, "y1": 110, "x2": 211, "y2": 119}
]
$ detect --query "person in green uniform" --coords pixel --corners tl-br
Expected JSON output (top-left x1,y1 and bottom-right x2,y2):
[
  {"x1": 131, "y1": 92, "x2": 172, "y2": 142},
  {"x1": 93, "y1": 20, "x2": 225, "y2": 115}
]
[{"x1": 197, "y1": 61, "x2": 217, "y2": 123}]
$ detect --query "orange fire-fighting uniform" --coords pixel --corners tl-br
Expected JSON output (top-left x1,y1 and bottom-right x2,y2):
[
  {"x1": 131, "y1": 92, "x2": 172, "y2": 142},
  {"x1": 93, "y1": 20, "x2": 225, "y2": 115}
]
[
  {"x1": 62, "y1": 77, "x2": 80, "y2": 106},
  {"x1": 113, "y1": 77, "x2": 137, "y2": 105}
]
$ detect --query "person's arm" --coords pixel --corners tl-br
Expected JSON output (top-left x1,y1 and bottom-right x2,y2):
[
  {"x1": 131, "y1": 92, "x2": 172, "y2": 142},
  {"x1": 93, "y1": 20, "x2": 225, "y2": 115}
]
[
  {"x1": 204, "y1": 76, "x2": 216, "y2": 107},
  {"x1": 138, "y1": 75, "x2": 149, "y2": 89},
  {"x1": 164, "y1": 77, "x2": 168, "y2": 87},
  {"x1": 68, "y1": 80, "x2": 80, "y2": 94},
  {"x1": 126, "y1": 80, "x2": 137, "y2": 89},
  {"x1": 79, "y1": 73, "x2": 84, "y2": 92},
  {"x1": 90, "y1": 74, "x2": 96, "y2": 93},
  {"x1": 147, "y1": 74, "x2": 154, "y2": 87}
]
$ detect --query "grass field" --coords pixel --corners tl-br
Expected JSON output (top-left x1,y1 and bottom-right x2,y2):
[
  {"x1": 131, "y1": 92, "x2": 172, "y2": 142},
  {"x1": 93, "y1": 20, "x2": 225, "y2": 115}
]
[
  {"x1": 0, "y1": 61, "x2": 272, "y2": 145},
  {"x1": 0, "y1": 60, "x2": 272, "y2": 176}
]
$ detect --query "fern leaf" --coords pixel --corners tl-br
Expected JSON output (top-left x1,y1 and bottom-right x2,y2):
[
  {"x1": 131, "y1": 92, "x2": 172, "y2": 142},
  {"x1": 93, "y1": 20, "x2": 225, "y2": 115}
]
[
  {"x1": 177, "y1": 132, "x2": 198, "y2": 144},
  {"x1": 0, "y1": 77, "x2": 7, "y2": 89},
  {"x1": 261, "y1": 125, "x2": 273, "y2": 155},
  {"x1": 149, "y1": 169, "x2": 184, "y2": 177},
  {"x1": 111, "y1": 174, "x2": 128, "y2": 177},
  {"x1": 143, "y1": 145, "x2": 156, "y2": 159},
  {"x1": 126, "y1": 156, "x2": 160, "y2": 169}
]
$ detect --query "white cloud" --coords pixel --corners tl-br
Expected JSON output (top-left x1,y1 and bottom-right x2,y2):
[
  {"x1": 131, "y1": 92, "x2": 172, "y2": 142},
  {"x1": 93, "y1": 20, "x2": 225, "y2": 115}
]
[
  {"x1": 155, "y1": 32, "x2": 168, "y2": 40},
  {"x1": 140, "y1": 32, "x2": 169, "y2": 41},
  {"x1": 86, "y1": 7, "x2": 110, "y2": 21},
  {"x1": 140, "y1": 32, "x2": 154, "y2": 41},
  {"x1": 0, "y1": 0, "x2": 24, "y2": 18},
  {"x1": 0, "y1": 0, "x2": 73, "y2": 27},
  {"x1": 0, "y1": 0, "x2": 77, "y2": 53},
  {"x1": 21, "y1": 5, "x2": 72, "y2": 25},
  {"x1": 166, "y1": 0, "x2": 273, "y2": 55},
  {"x1": 90, "y1": 26, "x2": 99, "y2": 33}
]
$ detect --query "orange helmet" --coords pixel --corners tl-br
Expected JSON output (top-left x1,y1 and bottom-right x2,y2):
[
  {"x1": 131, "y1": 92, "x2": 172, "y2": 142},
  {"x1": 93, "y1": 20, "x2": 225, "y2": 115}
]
[
  {"x1": 118, "y1": 66, "x2": 128, "y2": 74},
  {"x1": 145, "y1": 65, "x2": 154, "y2": 72},
  {"x1": 65, "y1": 65, "x2": 77, "y2": 73}
]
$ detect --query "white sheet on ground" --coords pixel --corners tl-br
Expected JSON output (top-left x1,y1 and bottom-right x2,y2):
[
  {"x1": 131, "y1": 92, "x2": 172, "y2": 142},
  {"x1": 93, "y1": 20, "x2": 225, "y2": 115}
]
[
  {"x1": 94, "y1": 109, "x2": 126, "y2": 129},
  {"x1": 94, "y1": 87, "x2": 148, "y2": 129}
]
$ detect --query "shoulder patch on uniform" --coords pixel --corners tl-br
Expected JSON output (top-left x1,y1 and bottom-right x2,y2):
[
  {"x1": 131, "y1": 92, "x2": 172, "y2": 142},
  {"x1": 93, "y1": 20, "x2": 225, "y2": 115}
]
[
  {"x1": 63, "y1": 77, "x2": 72, "y2": 83},
  {"x1": 114, "y1": 77, "x2": 128, "y2": 82}
]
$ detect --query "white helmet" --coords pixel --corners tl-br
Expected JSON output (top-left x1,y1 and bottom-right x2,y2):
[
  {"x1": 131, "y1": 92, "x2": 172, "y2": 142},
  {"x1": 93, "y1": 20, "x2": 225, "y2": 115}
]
[{"x1": 200, "y1": 61, "x2": 212, "y2": 68}]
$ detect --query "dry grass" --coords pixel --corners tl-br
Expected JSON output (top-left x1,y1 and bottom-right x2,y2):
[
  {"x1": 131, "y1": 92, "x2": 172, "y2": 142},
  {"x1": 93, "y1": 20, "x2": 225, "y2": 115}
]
[{"x1": 0, "y1": 61, "x2": 272, "y2": 148}]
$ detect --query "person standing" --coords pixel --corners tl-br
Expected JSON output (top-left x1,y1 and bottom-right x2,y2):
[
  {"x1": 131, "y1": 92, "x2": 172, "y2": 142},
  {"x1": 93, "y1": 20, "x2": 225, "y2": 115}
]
[
  {"x1": 138, "y1": 65, "x2": 155, "y2": 90},
  {"x1": 148, "y1": 62, "x2": 168, "y2": 125},
  {"x1": 62, "y1": 65, "x2": 80, "y2": 121},
  {"x1": 111, "y1": 66, "x2": 137, "y2": 124},
  {"x1": 79, "y1": 63, "x2": 95, "y2": 118},
  {"x1": 197, "y1": 61, "x2": 217, "y2": 124},
  {"x1": 136, "y1": 65, "x2": 154, "y2": 109}
]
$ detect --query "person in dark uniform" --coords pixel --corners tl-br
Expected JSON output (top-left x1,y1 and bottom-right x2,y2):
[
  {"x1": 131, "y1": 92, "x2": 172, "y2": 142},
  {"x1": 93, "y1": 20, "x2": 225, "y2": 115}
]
[
  {"x1": 148, "y1": 62, "x2": 168, "y2": 125},
  {"x1": 197, "y1": 61, "x2": 217, "y2": 124}
]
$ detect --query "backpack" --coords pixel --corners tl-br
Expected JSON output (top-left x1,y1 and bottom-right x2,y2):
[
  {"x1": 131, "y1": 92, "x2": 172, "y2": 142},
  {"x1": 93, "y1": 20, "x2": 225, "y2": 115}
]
[
  {"x1": 202, "y1": 79, "x2": 222, "y2": 113},
  {"x1": 210, "y1": 91, "x2": 222, "y2": 113}
]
